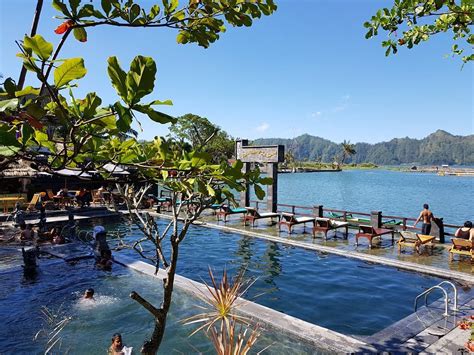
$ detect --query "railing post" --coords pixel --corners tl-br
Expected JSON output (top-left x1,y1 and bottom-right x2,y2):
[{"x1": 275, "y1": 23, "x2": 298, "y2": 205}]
[
  {"x1": 402, "y1": 218, "x2": 407, "y2": 231},
  {"x1": 432, "y1": 217, "x2": 445, "y2": 243},
  {"x1": 255, "y1": 201, "x2": 259, "y2": 211},
  {"x1": 371, "y1": 211, "x2": 382, "y2": 228},
  {"x1": 313, "y1": 205, "x2": 323, "y2": 217},
  {"x1": 291, "y1": 205, "x2": 295, "y2": 214},
  {"x1": 343, "y1": 211, "x2": 347, "y2": 221}
]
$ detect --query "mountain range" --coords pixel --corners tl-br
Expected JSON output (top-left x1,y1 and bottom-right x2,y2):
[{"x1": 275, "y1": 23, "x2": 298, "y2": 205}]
[{"x1": 252, "y1": 130, "x2": 474, "y2": 165}]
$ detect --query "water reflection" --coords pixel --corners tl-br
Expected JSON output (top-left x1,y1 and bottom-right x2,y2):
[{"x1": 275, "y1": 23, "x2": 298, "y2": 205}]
[{"x1": 260, "y1": 243, "x2": 282, "y2": 288}]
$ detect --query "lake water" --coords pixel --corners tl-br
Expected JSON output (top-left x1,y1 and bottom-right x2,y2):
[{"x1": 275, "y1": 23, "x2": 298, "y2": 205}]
[{"x1": 259, "y1": 170, "x2": 472, "y2": 225}]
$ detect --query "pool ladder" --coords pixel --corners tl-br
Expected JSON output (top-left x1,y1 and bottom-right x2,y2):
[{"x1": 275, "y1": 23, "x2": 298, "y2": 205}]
[{"x1": 414, "y1": 281, "x2": 458, "y2": 317}]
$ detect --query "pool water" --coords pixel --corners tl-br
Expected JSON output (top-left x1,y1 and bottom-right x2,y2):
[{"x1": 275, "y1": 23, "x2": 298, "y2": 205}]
[
  {"x1": 94, "y1": 218, "x2": 467, "y2": 336},
  {"x1": 0, "y1": 260, "x2": 322, "y2": 354}
]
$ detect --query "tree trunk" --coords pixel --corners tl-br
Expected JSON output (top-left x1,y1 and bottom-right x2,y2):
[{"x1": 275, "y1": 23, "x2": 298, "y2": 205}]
[{"x1": 137, "y1": 239, "x2": 180, "y2": 354}]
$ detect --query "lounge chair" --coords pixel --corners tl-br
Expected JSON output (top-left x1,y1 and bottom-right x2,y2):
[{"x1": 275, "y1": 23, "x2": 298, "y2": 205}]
[
  {"x1": 243, "y1": 207, "x2": 280, "y2": 227},
  {"x1": 397, "y1": 231, "x2": 435, "y2": 254},
  {"x1": 26, "y1": 193, "x2": 41, "y2": 211},
  {"x1": 355, "y1": 225, "x2": 394, "y2": 248},
  {"x1": 382, "y1": 219, "x2": 403, "y2": 228},
  {"x1": 449, "y1": 238, "x2": 474, "y2": 262},
  {"x1": 312, "y1": 217, "x2": 349, "y2": 240},
  {"x1": 279, "y1": 213, "x2": 316, "y2": 234},
  {"x1": 216, "y1": 205, "x2": 247, "y2": 222}
]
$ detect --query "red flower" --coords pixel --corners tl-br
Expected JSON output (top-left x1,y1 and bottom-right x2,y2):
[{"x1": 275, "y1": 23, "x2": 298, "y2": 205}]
[{"x1": 54, "y1": 20, "x2": 74, "y2": 34}]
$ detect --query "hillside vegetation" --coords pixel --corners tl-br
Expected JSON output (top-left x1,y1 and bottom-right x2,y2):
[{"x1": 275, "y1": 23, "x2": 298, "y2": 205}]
[{"x1": 253, "y1": 130, "x2": 474, "y2": 165}]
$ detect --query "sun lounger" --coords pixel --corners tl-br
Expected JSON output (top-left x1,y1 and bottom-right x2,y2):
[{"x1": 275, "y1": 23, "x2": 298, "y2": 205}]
[
  {"x1": 312, "y1": 217, "x2": 349, "y2": 240},
  {"x1": 26, "y1": 193, "x2": 41, "y2": 211},
  {"x1": 382, "y1": 219, "x2": 403, "y2": 228},
  {"x1": 243, "y1": 207, "x2": 280, "y2": 227},
  {"x1": 279, "y1": 213, "x2": 316, "y2": 234},
  {"x1": 449, "y1": 238, "x2": 474, "y2": 261},
  {"x1": 397, "y1": 231, "x2": 435, "y2": 254},
  {"x1": 216, "y1": 205, "x2": 247, "y2": 222},
  {"x1": 355, "y1": 225, "x2": 394, "y2": 248}
]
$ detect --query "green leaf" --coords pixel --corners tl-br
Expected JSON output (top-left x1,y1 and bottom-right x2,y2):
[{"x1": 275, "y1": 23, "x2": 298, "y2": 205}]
[
  {"x1": 0, "y1": 145, "x2": 19, "y2": 157},
  {"x1": 206, "y1": 184, "x2": 216, "y2": 197},
  {"x1": 126, "y1": 55, "x2": 156, "y2": 105},
  {"x1": 23, "y1": 35, "x2": 53, "y2": 61},
  {"x1": 34, "y1": 131, "x2": 56, "y2": 151},
  {"x1": 107, "y1": 56, "x2": 129, "y2": 103},
  {"x1": 54, "y1": 58, "x2": 87, "y2": 87},
  {"x1": 134, "y1": 104, "x2": 176, "y2": 124},
  {"x1": 129, "y1": 3, "x2": 140, "y2": 22},
  {"x1": 149, "y1": 99, "x2": 173, "y2": 106},
  {"x1": 80, "y1": 92, "x2": 102, "y2": 118},
  {"x1": 259, "y1": 177, "x2": 273, "y2": 185},
  {"x1": 52, "y1": 0, "x2": 72, "y2": 17},
  {"x1": 0, "y1": 124, "x2": 20, "y2": 147},
  {"x1": 114, "y1": 101, "x2": 133, "y2": 131},
  {"x1": 149, "y1": 4, "x2": 160, "y2": 19},
  {"x1": 101, "y1": 0, "x2": 112, "y2": 14},
  {"x1": 69, "y1": 0, "x2": 81, "y2": 14},
  {"x1": 254, "y1": 184, "x2": 265, "y2": 200},
  {"x1": 0, "y1": 98, "x2": 19, "y2": 112},
  {"x1": 21, "y1": 123, "x2": 34, "y2": 145},
  {"x1": 15, "y1": 86, "x2": 40, "y2": 97},
  {"x1": 73, "y1": 27, "x2": 88, "y2": 42}
]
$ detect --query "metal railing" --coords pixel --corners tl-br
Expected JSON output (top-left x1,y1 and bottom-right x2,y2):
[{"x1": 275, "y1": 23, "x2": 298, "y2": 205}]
[
  {"x1": 414, "y1": 281, "x2": 458, "y2": 316},
  {"x1": 243, "y1": 199, "x2": 461, "y2": 238}
]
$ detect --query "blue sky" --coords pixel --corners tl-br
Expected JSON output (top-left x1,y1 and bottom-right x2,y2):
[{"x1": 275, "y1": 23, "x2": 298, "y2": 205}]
[{"x1": 1, "y1": 0, "x2": 472, "y2": 144}]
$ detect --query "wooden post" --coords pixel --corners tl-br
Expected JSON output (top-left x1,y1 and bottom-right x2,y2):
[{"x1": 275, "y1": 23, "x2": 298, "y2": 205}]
[
  {"x1": 240, "y1": 162, "x2": 250, "y2": 208},
  {"x1": 313, "y1": 205, "x2": 323, "y2": 217},
  {"x1": 267, "y1": 162, "x2": 278, "y2": 213},
  {"x1": 371, "y1": 211, "x2": 382, "y2": 228}
]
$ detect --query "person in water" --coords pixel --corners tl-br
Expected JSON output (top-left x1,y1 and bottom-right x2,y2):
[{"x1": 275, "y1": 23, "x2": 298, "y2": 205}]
[
  {"x1": 414, "y1": 204, "x2": 435, "y2": 235},
  {"x1": 455, "y1": 221, "x2": 474, "y2": 241},
  {"x1": 97, "y1": 249, "x2": 113, "y2": 270},
  {"x1": 108, "y1": 333, "x2": 132, "y2": 355},
  {"x1": 83, "y1": 288, "x2": 95, "y2": 300},
  {"x1": 92, "y1": 226, "x2": 110, "y2": 256}
]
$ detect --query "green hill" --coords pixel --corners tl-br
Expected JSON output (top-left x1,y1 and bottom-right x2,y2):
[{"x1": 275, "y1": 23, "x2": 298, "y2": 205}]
[{"x1": 252, "y1": 130, "x2": 474, "y2": 165}]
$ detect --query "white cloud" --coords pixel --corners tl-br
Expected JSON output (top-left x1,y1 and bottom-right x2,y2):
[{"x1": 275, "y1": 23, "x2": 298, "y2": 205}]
[
  {"x1": 311, "y1": 111, "x2": 322, "y2": 118},
  {"x1": 256, "y1": 122, "x2": 270, "y2": 132}
]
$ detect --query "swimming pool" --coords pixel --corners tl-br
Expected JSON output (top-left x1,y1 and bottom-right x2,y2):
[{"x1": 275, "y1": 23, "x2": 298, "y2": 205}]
[
  {"x1": 95, "y1": 218, "x2": 469, "y2": 337},
  {"x1": 0, "y1": 259, "x2": 322, "y2": 354}
]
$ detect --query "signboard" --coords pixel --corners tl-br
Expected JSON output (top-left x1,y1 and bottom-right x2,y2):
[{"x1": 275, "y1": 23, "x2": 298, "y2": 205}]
[{"x1": 235, "y1": 140, "x2": 284, "y2": 163}]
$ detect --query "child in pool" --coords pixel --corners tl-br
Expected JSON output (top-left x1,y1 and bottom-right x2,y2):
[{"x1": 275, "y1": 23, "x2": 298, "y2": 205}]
[{"x1": 108, "y1": 333, "x2": 132, "y2": 355}]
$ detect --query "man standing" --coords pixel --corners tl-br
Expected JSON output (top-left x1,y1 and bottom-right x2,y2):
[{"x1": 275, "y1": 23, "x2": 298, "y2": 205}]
[{"x1": 414, "y1": 204, "x2": 434, "y2": 235}]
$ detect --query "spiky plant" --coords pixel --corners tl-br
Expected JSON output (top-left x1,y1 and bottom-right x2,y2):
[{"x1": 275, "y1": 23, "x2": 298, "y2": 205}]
[
  {"x1": 34, "y1": 305, "x2": 72, "y2": 354},
  {"x1": 183, "y1": 267, "x2": 262, "y2": 354}
]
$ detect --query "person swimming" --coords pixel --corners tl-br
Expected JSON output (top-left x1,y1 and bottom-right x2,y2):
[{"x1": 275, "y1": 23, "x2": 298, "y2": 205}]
[
  {"x1": 83, "y1": 288, "x2": 95, "y2": 300},
  {"x1": 108, "y1": 333, "x2": 132, "y2": 355}
]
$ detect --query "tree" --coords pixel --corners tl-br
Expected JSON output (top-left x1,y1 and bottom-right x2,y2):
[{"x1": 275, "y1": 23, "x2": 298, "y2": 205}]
[
  {"x1": 168, "y1": 113, "x2": 235, "y2": 163},
  {"x1": 340, "y1": 140, "x2": 356, "y2": 165},
  {"x1": 365, "y1": 0, "x2": 473, "y2": 64},
  {"x1": 0, "y1": 0, "x2": 276, "y2": 353}
]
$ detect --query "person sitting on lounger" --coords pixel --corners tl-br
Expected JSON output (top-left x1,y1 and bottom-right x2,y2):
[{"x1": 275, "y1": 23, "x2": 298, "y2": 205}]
[{"x1": 455, "y1": 221, "x2": 473, "y2": 241}]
